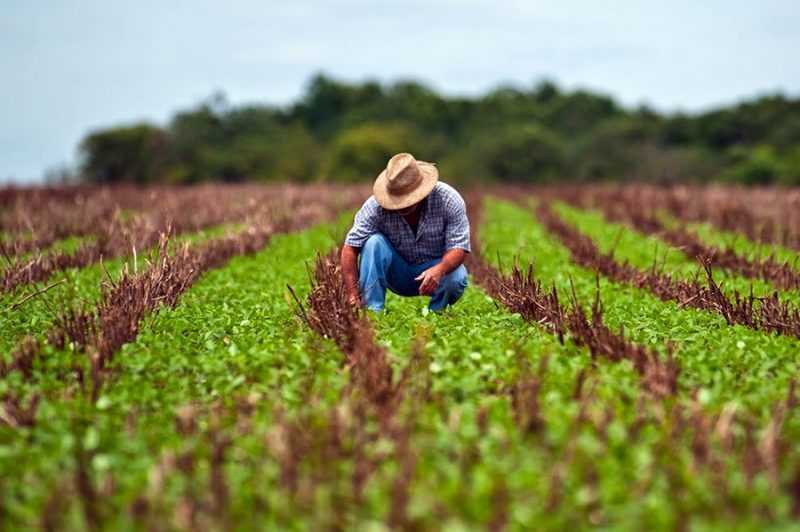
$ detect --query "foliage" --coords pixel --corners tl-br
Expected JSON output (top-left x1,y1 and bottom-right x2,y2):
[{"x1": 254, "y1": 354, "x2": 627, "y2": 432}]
[
  {"x1": 320, "y1": 122, "x2": 421, "y2": 181},
  {"x1": 469, "y1": 124, "x2": 566, "y2": 182},
  {"x1": 80, "y1": 124, "x2": 168, "y2": 183},
  {"x1": 722, "y1": 145, "x2": 787, "y2": 185},
  {"x1": 77, "y1": 74, "x2": 800, "y2": 185}
]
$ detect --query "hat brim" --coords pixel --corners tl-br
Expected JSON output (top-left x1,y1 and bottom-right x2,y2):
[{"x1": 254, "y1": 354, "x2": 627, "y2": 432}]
[{"x1": 373, "y1": 161, "x2": 439, "y2": 210}]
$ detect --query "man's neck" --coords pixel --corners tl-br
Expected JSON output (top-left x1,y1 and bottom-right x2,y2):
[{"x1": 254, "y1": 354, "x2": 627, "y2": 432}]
[
  {"x1": 402, "y1": 203, "x2": 423, "y2": 234},
  {"x1": 403, "y1": 209, "x2": 420, "y2": 224}
]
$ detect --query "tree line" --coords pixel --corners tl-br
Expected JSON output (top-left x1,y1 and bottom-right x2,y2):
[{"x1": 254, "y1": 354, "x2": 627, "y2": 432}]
[{"x1": 78, "y1": 73, "x2": 800, "y2": 185}]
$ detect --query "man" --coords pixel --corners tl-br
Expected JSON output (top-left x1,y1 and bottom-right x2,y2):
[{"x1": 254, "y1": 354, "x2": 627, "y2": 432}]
[{"x1": 341, "y1": 152, "x2": 470, "y2": 312}]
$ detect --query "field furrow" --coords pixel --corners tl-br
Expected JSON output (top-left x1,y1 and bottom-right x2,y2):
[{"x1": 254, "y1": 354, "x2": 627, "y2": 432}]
[
  {"x1": 0, "y1": 224, "x2": 236, "y2": 356},
  {"x1": 553, "y1": 201, "x2": 800, "y2": 307},
  {"x1": 537, "y1": 200, "x2": 800, "y2": 341},
  {"x1": 0, "y1": 217, "x2": 355, "y2": 528},
  {"x1": 4, "y1": 184, "x2": 800, "y2": 529},
  {"x1": 466, "y1": 199, "x2": 677, "y2": 398},
  {"x1": 684, "y1": 218, "x2": 800, "y2": 266},
  {"x1": 553, "y1": 188, "x2": 800, "y2": 292},
  {"x1": 481, "y1": 198, "x2": 800, "y2": 405},
  {"x1": 1, "y1": 184, "x2": 363, "y2": 292}
]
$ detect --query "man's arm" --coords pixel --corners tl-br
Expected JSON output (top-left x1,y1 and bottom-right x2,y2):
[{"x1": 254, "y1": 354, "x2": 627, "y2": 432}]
[
  {"x1": 341, "y1": 244, "x2": 361, "y2": 305},
  {"x1": 416, "y1": 187, "x2": 471, "y2": 296},
  {"x1": 342, "y1": 197, "x2": 381, "y2": 306},
  {"x1": 415, "y1": 248, "x2": 467, "y2": 296}
]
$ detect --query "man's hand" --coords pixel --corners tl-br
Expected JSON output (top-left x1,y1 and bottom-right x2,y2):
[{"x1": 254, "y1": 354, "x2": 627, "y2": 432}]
[{"x1": 415, "y1": 264, "x2": 446, "y2": 296}]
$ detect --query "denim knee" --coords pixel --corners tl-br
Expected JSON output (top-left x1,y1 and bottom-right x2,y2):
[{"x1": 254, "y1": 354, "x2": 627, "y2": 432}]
[
  {"x1": 441, "y1": 265, "x2": 468, "y2": 293},
  {"x1": 359, "y1": 234, "x2": 393, "y2": 275},
  {"x1": 362, "y1": 233, "x2": 390, "y2": 256}
]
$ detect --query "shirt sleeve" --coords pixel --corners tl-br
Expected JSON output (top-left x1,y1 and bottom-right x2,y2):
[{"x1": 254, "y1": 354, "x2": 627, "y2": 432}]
[
  {"x1": 344, "y1": 197, "x2": 380, "y2": 248},
  {"x1": 444, "y1": 190, "x2": 471, "y2": 253}
]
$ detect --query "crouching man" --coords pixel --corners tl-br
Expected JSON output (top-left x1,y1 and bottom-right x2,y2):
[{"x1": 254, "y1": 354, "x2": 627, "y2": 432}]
[{"x1": 341, "y1": 152, "x2": 471, "y2": 312}]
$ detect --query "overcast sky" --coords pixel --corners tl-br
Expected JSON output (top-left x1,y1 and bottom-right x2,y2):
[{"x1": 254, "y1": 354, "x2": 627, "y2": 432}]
[{"x1": 2, "y1": 0, "x2": 799, "y2": 184}]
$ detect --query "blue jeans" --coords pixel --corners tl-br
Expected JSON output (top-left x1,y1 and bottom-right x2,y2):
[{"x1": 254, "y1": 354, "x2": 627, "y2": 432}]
[{"x1": 359, "y1": 233, "x2": 468, "y2": 312}]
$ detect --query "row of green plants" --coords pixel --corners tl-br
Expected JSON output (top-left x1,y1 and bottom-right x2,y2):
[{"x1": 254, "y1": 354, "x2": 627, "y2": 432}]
[
  {"x1": 0, "y1": 219, "x2": 351, "y2": 527},
  {"x1": 3, "y1": 198, "x2": 800, "y2": 528},
  {"x1": 554, "y1": 201, "x2": 800, "y2": 307},
  {"x1": 685, "y1": 219, "x2": 800, "y2": 267},
  {"x1": 0, "y1": 205, "x2": 657, "y2": 528},
  {"x1": 0, "y1": 224, "x2": 236, "y2": 355},
  {"x1": 482, "y1": 199, "x2": 800, "y2": 409}
]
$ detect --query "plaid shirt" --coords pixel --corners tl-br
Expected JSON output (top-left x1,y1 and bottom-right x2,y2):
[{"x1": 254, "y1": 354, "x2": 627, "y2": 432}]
[{"x1": 344, "y1": 182, "x2": 471, "y2": 265}]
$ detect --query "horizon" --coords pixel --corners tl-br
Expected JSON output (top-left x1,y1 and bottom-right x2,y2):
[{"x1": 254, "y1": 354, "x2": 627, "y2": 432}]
[{"x1": 3, "y1": 0, "x2": 799, "y2": 184}]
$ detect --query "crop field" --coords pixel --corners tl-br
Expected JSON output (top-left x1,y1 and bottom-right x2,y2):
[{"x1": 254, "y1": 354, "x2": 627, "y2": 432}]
[{"x1": 2, "y1": 183, "x2": 800, "y2": 530}]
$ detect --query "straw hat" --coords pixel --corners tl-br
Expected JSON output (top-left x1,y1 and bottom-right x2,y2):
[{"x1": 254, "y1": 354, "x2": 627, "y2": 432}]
[{"x1": 373, "y1": 153, "x2": 439, "y2": 210}]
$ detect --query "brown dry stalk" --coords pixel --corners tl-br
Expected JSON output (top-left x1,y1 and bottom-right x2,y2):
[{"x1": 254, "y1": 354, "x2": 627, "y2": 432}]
[
  {"x1": 293, "y1": 249, "x2": 448, "y2": 527},
  {"x1": 469, "y1": 257, "x2": 567, "y2": 342},
  {"x1": 535, "y1": 200, "x2": 800, "y2": 341},
  {"x1": 1, "y1": 184, "x2": 366, "y2": 293},
  {"x1": 553, "y1": 185, "x2": 800, "y2": 291},
  {"x1": 540, "y1": 183, "x2": 800, "y2": 252},
  {"x1": 0, "y1": 392, "x2": 40, "y2": 428},
  {"x1": 8, "y1": 279, "x2": 66, "y2": 310},
  {"x1": 301, "y1": 250, "x2": 402, "y2": 413},
  {"x1": 466, "y1": 196, "x2": 678, "y2": 398},
  {"x1": 3, "y1": 194, "x2": 351, "y2": 414},
  {"x1": 509, "y1": 354, "x2": 549, "y2": 434}
]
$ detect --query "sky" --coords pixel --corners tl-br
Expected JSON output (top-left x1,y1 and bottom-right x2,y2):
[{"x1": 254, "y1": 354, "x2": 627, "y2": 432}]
[{"x1": 2, "y1": 0, "x2": 799, "y2": 184}]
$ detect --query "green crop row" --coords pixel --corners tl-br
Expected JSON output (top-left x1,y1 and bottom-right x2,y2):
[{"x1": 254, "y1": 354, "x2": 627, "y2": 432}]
[
  {"x1": 474, "y1": 198, "x2": 800, "y2": 527},
  {"x1": 0, "y1": 223, "x2": 241, "y2": 357},
  {"x1": 0, "y1": 209, "x2": 684, "y2": 529},
  {"x1": 0, "y1": 217, "x2": 350, "y2": 527},
  {"x1": 685, "y1": 219, "x2": 800, "y2": 266},
  {"x1": 482, "y1": 199, "x2": 800, "y2": 411},
  {"x1": 3, "y1": 200, "x2": 800, "y2": 529},
  {"x1": 554, "y1": 201, "x2": 800, "y2": 307}
]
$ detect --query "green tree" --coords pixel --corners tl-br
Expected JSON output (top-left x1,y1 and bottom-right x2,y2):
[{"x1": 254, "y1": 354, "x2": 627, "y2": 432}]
[
  {"x1": 74, "y1": 74, "x2": 800, "y2": 187},
  {"x1": 573, "y1": 117, "x2": 659, "y2": 180},
  {"x1": 778, "y1": 146, "x2": 800, "y2": 185},
  {"x1": 722, "y1": 145, "x2": 784, "y2": 185},
  {"x1": 167, "y1": 99, "x2": 228, "y2": 182},
  {"x1": 226, "y1": 123, "x2": 320, "y2": 182},
  {"x1": 79, "y1": 124, "x2": 167, "y2": 183},
  {"x1": 477, "y1": 124, "x2": 566, "y2": 182},
  {"x1": 321, "y1": 122, "x2": 421, "y2": 182}
]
